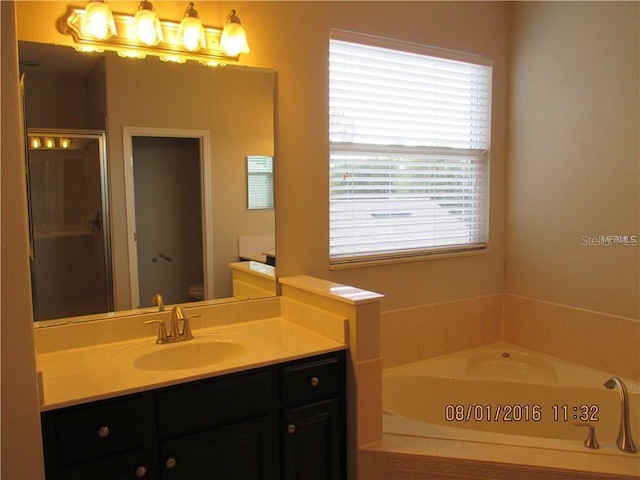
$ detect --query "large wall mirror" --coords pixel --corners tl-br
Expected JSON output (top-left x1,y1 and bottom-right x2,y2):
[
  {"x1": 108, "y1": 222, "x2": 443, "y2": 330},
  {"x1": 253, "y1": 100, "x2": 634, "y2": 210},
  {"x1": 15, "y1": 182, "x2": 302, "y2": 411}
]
[{"x1": 19, "y1": 41, "x2": 276, "y2": 326}]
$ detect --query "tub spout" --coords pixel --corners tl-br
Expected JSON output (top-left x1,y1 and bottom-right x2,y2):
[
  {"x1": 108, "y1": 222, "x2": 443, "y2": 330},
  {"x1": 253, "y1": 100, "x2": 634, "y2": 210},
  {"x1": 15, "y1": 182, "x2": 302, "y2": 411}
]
[{"x1": 604, "y1": 376, "x2": 636, "y2": 453}]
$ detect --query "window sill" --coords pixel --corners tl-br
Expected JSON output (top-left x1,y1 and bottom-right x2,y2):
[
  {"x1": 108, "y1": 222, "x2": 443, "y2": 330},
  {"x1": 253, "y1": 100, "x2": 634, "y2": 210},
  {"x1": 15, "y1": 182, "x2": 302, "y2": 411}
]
[{"x1": 329, "y1": 247, "x2": 490, "y2": 270}]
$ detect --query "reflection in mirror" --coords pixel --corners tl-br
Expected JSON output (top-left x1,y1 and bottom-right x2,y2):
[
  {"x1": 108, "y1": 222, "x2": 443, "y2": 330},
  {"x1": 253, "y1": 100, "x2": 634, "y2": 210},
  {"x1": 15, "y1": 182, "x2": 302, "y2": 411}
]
[
  {"x1": 19, "y1": 41, "x2": 276, "y2": 327},
  {"x1": 247, "y1": 156, "x2": 274, "y2": 210},
  {"x1": 128, "y1": 133, "x2": 205, "y2": 310},
  {"x1": 26, "y1": 130, "x2": 113, "y2": 321}
]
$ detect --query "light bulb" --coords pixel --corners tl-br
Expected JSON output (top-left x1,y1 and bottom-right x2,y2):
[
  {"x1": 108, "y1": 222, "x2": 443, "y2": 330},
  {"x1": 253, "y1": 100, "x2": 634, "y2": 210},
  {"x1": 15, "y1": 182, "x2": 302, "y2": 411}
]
[
  {"x1": 134, "y1": 1, "x2": 163, "y2": 46},
  {"x1": 177, "y1": 3, "x2": 205, "y2": 52},
  {"x1": 81, "y1": 1, "x2": 117, "y2": 40},
  {"x1": 220, "y1": 10, "x2": 249, "y2": 57}
]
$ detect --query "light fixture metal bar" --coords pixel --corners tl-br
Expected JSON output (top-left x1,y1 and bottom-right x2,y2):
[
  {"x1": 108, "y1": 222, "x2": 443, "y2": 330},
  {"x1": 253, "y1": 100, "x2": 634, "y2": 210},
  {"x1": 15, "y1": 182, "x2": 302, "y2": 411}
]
[{"x1": 62, "y1": 8, "x2": 241, "y2": 63}]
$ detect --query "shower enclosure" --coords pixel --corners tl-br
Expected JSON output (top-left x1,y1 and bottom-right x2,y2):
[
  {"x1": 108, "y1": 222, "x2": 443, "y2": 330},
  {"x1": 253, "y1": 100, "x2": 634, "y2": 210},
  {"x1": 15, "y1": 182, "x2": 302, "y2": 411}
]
[{"x1": 26, "y1": 129, "x2": 113, "y2": 321}]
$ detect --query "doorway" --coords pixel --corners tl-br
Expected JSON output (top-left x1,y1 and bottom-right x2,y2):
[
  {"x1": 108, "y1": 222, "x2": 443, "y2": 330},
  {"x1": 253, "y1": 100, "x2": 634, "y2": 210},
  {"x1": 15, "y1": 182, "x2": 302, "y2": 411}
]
[{"x1": 123, "y1": 128, "x2": 213, "y2": 309}]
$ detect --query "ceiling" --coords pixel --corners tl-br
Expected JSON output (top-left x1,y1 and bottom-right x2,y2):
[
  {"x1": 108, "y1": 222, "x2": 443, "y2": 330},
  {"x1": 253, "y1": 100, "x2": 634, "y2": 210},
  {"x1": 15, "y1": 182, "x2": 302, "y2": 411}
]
[{"x1": 18, "y1": 41, "x2": 101, "y2": 76}]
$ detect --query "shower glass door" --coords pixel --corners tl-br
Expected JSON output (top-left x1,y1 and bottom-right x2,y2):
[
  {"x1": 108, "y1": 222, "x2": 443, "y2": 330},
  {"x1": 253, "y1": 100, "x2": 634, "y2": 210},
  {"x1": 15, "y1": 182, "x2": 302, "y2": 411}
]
[{"x1": 26, "y1": 130, "x2": 113, "y2": 321}]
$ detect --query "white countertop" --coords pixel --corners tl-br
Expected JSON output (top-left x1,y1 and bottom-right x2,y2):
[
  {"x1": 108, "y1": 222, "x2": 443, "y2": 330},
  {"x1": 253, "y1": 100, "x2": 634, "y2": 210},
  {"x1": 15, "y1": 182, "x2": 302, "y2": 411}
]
[{"x1": 37, "y1": 318, "x2": 346, "y2": 411}]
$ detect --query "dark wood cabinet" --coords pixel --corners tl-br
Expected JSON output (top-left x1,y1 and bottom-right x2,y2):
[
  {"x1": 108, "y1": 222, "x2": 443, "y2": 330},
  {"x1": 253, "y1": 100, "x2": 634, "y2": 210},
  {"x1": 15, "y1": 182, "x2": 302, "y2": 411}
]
[
  {"x1": 283, "y1": 399, "x2": 342, "y2": 480},
  {"x1": 41, "y1": 351, "x2": 345, "y2": 480},
  {"x1": 55, "y1": 450, "x2": 151, "y2": 480},
  {"x1": 280, "y1": 355, "x2": 344, "y2": 480},
  {"x1": 159, "y1": 416, "x2": 276, "y2": 480}
]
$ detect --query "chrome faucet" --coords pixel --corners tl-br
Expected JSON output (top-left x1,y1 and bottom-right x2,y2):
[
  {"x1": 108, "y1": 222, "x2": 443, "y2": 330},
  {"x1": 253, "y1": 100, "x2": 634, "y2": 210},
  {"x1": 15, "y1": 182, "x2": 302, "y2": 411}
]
[
  {"x1": 572, "y1": 422, "x2": 599, "y2": 449},
  {"x1": 604, "y1": 376, "x2": 636, "y2": 453},
  {"x1": 145, "y1": 305, "x2": 201, "y2": 344}
]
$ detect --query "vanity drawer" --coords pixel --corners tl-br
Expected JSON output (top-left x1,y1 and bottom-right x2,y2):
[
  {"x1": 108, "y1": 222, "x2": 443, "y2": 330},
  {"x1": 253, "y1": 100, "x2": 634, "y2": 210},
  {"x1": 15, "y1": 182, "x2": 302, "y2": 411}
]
[
  {"x1": 57, "y1": 448, "x2": 150, "y2": 480},
  {"x1": 44, "y1": 396, "x2": 147, "y2": 466},
  {"x1": 280, "y1": 354, "x2": 342, "y2": 406},
  {"x1": 157, "y1": 370, "x2": 274, "y2": 439}
]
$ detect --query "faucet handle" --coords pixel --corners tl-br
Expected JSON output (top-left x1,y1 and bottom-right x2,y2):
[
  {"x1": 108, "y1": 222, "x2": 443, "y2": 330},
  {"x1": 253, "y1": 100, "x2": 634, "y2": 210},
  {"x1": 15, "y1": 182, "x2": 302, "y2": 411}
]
[
  {"x1": 145, "y1": 319, "x2": 168, "y2": 344},
  {"x1": 180, "y1": 313, "x2": 201, "y2": 340},
  {"x1": 572, "y1": 423, "x2": 599, "y2": 449}
]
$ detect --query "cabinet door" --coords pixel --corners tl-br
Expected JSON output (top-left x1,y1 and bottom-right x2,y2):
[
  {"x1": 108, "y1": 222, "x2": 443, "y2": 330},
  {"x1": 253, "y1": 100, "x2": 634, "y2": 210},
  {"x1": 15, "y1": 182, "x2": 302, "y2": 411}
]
[
  {"x1": 282, "y1": 398, "x2": 343, "y2": 480},
  {"x1": 159, "y1": 416, "x2": 276, "y2": 480}
]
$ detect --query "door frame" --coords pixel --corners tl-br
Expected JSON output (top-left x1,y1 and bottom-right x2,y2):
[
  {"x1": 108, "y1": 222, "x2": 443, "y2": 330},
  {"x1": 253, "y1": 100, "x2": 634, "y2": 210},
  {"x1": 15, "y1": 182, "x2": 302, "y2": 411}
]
[
  {"x1": 27, "y1": 128, "x2": 114, "y2": 319},
  {"x1": 123, "y1": 127, "x2": 213, "y2": 308}
]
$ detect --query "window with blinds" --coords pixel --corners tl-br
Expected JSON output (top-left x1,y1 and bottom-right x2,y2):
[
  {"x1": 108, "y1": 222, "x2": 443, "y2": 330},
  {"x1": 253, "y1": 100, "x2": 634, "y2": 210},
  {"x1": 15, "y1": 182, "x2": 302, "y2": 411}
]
[
  {"x1": 247, "y1": 156, "x2": 273, "y2": 209},
  {"x1": 329, "y1": 31, "x2": 492, "y2": 264}
]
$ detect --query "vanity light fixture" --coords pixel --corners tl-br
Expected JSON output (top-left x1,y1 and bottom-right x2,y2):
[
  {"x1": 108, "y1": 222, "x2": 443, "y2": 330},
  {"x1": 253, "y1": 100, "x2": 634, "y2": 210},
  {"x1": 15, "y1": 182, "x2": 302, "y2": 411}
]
[
  {"x1": 117, "y1": 50, "x2": 147, "y2": 59},
  {"x1": 28, "y1": 136, "x2": 74, "y2": 149},
  {"x1": 220, "y1": 10, "x2": 250, "y2": 57},
  {"x1": 176, "y1": 2, "x2": 206, "y2": 52},
  {"x1": 62, "y1": 2, "x2": 250, "y2": 66},
  {"x1": 159, "y1": 55, "x2": 188, "y2": 64},
  {"x1": 133, "y1": 1, "x2": 163, "y2": 47},
  {"x1": 80, "y1": 0, "x2": 117, "y2": 40}
]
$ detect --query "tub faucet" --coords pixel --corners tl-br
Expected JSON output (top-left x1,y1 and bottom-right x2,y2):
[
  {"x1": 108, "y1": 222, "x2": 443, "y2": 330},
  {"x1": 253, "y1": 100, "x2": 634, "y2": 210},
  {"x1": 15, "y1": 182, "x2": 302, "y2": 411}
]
[
  {"x1": 572, "y1": 423, "x2": 599, "y2": 449},
  {"x1": 604, "y1": 376, "x2": 636, "y2": 453}
]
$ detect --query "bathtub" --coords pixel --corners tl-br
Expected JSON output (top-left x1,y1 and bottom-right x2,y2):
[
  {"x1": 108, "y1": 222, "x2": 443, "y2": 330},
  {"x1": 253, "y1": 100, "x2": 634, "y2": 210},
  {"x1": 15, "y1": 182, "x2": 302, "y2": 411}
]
[{"x1": 382, "y1": 342, "x2": 640, "y2": 477}]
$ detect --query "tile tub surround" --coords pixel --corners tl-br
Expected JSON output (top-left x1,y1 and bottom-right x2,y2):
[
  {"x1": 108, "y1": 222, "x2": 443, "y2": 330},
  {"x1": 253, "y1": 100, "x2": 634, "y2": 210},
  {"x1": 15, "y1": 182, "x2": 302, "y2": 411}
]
[
  {"x1": 380, "y1": 293, "x2": 639, "y2": 381},
  {"x1": 381, "y1": 294, "x2": 503, "y2": 369},
  {"x1": 503, "y1": 295, "x2": 640, "y2": 382},
  {"x1": 360, "y1": 437, "x2": 640, "y2": 480}
]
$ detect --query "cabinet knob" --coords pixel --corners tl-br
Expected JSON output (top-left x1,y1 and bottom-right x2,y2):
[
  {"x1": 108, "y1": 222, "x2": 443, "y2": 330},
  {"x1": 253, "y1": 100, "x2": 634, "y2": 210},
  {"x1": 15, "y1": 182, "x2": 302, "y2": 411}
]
[
  {"x1": 135, "y1": 466, "x2": 147, "y2": 477},
  {"x1": 287, "y1": 424, "x2": 296, "y2": 434},
  {"x1": 97, "y1": 426, "x2": 110, "y2": 438},
  {"x1": 310, "y1": 376, "x2": 320, "y2": 387},
  {"x1": 166, "y1": 457, "x2": 177, "y2": 469}
]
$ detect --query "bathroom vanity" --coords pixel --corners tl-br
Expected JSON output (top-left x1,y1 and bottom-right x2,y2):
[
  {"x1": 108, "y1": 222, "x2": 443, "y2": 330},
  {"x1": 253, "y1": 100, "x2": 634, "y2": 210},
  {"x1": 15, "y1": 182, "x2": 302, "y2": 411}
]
[
  {"x1": 35, "y1": 277, "x2": 384, "y2": 480},
  {"x1": 35, "y1": 296, "x2": 350, "y2": 480},
  {"x1": 41, "y1": 350, "x2": 345, "y2": 479}
]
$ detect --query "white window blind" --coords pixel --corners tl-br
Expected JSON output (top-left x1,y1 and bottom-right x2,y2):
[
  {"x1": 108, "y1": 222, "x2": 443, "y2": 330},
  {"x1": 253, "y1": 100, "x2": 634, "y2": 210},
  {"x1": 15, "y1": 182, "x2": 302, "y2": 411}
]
[
  {"x1": 329, "y1": 32, "x2": 492, "y2": 264},
  {"x1": 247, "y1": 156, "x2": 273, "y2": 209}
]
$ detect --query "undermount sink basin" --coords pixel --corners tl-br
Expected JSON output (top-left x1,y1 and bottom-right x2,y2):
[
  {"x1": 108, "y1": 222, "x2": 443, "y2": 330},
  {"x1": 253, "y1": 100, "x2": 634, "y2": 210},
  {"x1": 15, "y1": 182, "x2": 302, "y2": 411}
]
[{"x1": 131, "y1": 341, "x2": 247, "y2": 371}]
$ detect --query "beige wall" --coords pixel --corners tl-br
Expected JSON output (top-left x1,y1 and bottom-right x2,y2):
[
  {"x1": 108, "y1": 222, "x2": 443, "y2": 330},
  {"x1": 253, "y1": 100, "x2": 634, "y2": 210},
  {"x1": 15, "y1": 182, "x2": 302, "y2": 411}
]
[
  {"x1": 5, "y1": 0, "x2": 637, "y2": 475},
  {"x1": 254, "y1": 1, "x2": 510, "y2": 311},
  {"x1": 1, "y1": 2, "x2": 46, "y2": 478},
  {"x1": 507, "y1": 2, "x2": 640, "y2": 319},
  {"x1": 16, "y1": 1, "x2": 510, "y2": 312}
]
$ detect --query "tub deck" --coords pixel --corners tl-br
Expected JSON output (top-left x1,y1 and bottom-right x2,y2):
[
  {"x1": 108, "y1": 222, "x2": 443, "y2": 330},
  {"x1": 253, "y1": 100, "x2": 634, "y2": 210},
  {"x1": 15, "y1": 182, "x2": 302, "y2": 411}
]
[{"x1": 375, "y1": 342, "x2": 640, "y2": 479}]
